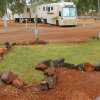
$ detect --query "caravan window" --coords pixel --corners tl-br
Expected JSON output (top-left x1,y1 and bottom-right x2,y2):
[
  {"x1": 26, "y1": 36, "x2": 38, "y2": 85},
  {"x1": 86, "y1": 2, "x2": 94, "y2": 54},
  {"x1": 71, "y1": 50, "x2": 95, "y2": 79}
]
[
  {"x1": 69, "y1": 8, "x2": 76, "y2": 17},
  {"x1": 51, "y1": 7, "x2": 53, "y2": 10},
  {"x1": 43, "y1": 7, "x2": 45, "y2": 11},
  {"x1": 62, "y1": 8, "x2": 69, "y2": 17},
  {"x1": 62, "y1": 8, "x2": 76, "y2": 17},
  {"x1": 48, "y1": 7, "x2": 50, "y2": 12}
]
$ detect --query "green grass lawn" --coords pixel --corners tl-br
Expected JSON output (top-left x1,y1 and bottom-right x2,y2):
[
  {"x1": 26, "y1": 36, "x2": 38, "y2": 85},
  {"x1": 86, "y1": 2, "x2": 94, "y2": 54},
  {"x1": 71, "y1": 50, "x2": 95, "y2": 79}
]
[{"x1": 0, "y1": 39, "x2": 100, "y2": 84}]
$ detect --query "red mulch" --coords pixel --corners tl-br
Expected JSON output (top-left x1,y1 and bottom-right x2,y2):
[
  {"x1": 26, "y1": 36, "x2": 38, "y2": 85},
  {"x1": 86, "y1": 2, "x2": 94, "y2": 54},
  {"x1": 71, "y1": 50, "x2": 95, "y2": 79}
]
[{"x1": 0, "y1": 68, "x2": 100, "y2": 100}]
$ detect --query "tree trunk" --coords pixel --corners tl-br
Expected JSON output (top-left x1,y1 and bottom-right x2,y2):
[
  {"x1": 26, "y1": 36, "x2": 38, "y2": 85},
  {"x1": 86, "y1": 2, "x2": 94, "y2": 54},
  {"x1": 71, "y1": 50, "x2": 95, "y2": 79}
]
[
  {"x1": 4, "y1": 6, "x2": 7, "y2": 27},
  {"x1": 29, "y1": 11, "x2": 31, "y2": 23},
  {"x1": 35, "y1": 0, "x2": 39, "y2": 41},
  {"x1": 97, "y1": 0, "x2": 100, "y2": 19}
]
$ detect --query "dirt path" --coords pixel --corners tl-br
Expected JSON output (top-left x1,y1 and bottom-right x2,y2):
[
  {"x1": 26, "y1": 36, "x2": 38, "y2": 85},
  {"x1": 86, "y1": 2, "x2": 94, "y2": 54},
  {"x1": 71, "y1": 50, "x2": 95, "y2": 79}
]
[
  {"x1": 0, "y1": 68, "x2": 100, "y2": 100},
  {"x1": 0, "y1": 20, "x2": 100, "y2": 44}
]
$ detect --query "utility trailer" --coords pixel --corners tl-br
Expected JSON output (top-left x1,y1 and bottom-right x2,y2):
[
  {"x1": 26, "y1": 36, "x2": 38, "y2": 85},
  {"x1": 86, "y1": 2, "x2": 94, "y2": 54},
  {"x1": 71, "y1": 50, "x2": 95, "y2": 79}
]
[{"x1": 39, "y1": 2, "x2": 77, "y2": 26}]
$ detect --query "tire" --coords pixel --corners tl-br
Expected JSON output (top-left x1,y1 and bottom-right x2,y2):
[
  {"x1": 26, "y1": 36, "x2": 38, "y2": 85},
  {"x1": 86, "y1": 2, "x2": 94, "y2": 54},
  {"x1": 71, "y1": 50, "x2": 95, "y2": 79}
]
[
  {"x1": 56, "y1": 20, "x2": 59, "y2": 26},
  {"x1": 43, "y1": 19, "x2": 47, "y2": 24}
]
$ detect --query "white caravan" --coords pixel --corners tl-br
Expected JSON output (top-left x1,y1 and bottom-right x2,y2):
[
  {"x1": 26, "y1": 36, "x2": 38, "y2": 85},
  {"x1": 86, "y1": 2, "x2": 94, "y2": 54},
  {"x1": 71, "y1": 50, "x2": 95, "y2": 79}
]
[
  {"x1": 14, "y1": 5, "x2": 42, "y2": 23},
  {"x1": 14, "y1": 5, "x2": 35, "y2": 23},
  {"x1": 40, "y1": 2, "x2": 77, "y2": 26}
]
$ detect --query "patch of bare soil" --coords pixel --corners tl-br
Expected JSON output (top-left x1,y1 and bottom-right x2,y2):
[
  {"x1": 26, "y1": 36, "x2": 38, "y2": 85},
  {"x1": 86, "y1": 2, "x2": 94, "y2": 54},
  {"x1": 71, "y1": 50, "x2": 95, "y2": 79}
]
[
  {"x1": 0, "y1": 20, "x2": 100, "y2": 44},
  {"x1": 0, "y1": 68, "x2": 100, "y2": 100}
]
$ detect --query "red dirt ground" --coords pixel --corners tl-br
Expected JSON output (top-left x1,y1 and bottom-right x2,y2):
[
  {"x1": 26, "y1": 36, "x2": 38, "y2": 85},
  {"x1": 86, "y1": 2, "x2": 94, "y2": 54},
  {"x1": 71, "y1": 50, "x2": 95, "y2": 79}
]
[
  {"x1": 0, "y1": 68, "x2": 100, "y2": 100},
  {"x1": 0, "y1": 20, "x2": 100, "y2": 44},
  {"x1": 0, "y1": 20, "x2": 100, "y2": 100}
]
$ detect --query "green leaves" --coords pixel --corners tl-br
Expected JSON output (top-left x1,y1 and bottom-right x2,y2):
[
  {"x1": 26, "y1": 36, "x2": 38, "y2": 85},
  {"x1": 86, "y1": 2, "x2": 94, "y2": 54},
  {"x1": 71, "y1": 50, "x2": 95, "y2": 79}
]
[{"x1": 0, "y1": 0, "x2": 26, "y2": 16}]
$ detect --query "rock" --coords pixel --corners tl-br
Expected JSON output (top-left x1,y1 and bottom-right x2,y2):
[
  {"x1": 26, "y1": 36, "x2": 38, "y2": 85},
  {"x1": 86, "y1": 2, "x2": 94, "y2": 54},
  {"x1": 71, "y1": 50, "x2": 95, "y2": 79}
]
[
  {"x1": 12, "y1": 77, "x2": 25, "y2": 89},
  {"x1": 75, "y1": 64, "x2": 85, "y2": 71},
  {"x1": 44, "y1": 68, "x2": 57, "y2": 78},
  {"x1": 2, "y1": 48, "x2": 7, "y2": 54},
  {"x1": 29, "y1": 40, "x2": 48, "y2": 45},
  {"x1": 0, "y1": 72, "x2": 3, "y2": 78},
  {"x1": 37, "y1": 40, "x2": 47, "y2": 44},
  {"x1": 46, "y1": 77, "x2": 57, "y2": 89},
  {"x1": 0, "y1": 48, "x2": 7, "y2": 55},
  {"x1": 44, "y1": 41, "x2": 49, "y2": 44},
  {"x1": 12, "y1": 43, "x2": 17, "y2": 46},
  {"x1": 41, "y1": 59, "x2": 53, "y2": 67},
  {"x1": 22, "y1": 42, "x2": 27, "y2": 45},
  {"x1": 84, "y1": 62, "x2": 95, "y2": 72},
  {"x1": 5, "y1": 42, "x2": 10, "y2": 46},
  {"x1": 53, "y1": 58, "x2": 65, "y2": 67},
  {"x1": 6, "y1": 45, "x2": 11, "y2": 51},
  {"x1": 17, "y1": 43, "x2": 21, "y2": 45},
  {"x1": 1, "y1": 71, "x2": 18, "y2": 84},
  {"x1": 29, "y1": 42, "x2": 34, "y2": 45},
  {"x1": 0, "y1": 48, "x2": 3, "y2": 55},
  {"x1": 64, "y1": 63, "x2": 75, "y2": 69},
  {"x1": 95, "y1": 63, "x2": 100, "y2": 71},
  {"x1": 37, "y1": 81, "x2": 48, "y2": 91},
  {"x1": 35, "y1": 63, "x2": 48, "y2": 71},
  {"x1": 0, "y1": 56, "x2": 3, "y2": 62}
]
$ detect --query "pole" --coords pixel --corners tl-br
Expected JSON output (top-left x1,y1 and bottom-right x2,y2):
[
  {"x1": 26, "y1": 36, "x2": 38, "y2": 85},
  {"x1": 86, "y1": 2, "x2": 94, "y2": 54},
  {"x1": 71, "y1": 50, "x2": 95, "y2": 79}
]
[{"x1": 35, "y1": 0, "x2": 39, "y2": 41}]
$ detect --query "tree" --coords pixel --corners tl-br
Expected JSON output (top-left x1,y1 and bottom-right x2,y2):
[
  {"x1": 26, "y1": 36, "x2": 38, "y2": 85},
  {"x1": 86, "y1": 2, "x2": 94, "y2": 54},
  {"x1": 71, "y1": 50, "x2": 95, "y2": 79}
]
[
  {"x1": 0, "y1": 0, "x2": 25, "y2": 27},
  {"x1": 97, "y1": 0, "x2": 100, "y2": 19},
  {"x1": 30, "y1": 0, "x2": 55, "y2": 41}
]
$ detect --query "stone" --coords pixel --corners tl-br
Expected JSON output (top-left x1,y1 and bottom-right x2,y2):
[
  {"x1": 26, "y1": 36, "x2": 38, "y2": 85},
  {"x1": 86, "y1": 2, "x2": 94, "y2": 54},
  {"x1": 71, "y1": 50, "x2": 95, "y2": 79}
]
[
  {"x1": 29, "y1": 40, "x2": 47, "y2": 45},
  {"x1": 0, "y1": 48, "x2": 3, "y2": 55},
  {"x1": 46, "y1": 77, "x2": 57, "y2": 89},
  {"x1": 84, "y1": 62, "x2": 95, "y2": 72},
  {"x1": 2, "y1": 48, "x2": 7, "y2": 54},
  {"x1": 17, "y1": 43, "x2": 21, "y2": 45},
  {"x1": 5, "y1": 42, "x2": 10, "y2": 46},
  {"x1": 0, "y1": 48, "x2": 7, "y2": 55},
  {"x1": 35, "y1": 63, "x2": 48, "y2": 71},
  {"x1": 41, "y1": 59, "x2": 53, "y2": 67},
  {"x1": 0, "y1": 72, "x2": 3, "y2": 78},
  {"x1": 53, "y1": 58, "x2": 65, "y2": 67},
  {"x1": 12, "y1": 77, "x2": 25, "y2": 89},
  {"x1": 29, "y1": 42, "x2": 34, "y2": 45},
  {"x1": 12, "y1": 43, "x2": 17, "y2": 46},
  {"x1": 75, "y1": 64, "x2": 85, "y2": 71},
  {"x1": 0, "y1": 56, "x2": 3, "y2": 62},
  {"x1": 6, "y1": 45, "x2": 11, "y2": 51},
  {"x1": 64, "y1": 63, "x2": 75, "y2": 69},
  {"x1": 37, "y1": 81, "x2": 48, "y2": 91},
  {"x1": 38, "y1": 40, "x2": 47, "y2": 44},
  {"x1": 1, "y1": 71, "x2": 18, "y2": 84},
  {"x1": 44, "y1": 68, "x2": 57, "y2": 78},
  {"x1": 95, "y1": 63, "x2": 100, "y2": 71},
  {"x1": 22, "y1": 42, "x2": 27, "y2": 45}
]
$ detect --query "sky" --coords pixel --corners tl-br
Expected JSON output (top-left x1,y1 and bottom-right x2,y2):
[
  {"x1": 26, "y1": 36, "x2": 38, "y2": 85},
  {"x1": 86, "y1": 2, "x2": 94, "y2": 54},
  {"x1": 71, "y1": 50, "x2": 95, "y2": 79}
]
[{"x1": 26, "y1": 0, "x2": 30, "y2": 4}]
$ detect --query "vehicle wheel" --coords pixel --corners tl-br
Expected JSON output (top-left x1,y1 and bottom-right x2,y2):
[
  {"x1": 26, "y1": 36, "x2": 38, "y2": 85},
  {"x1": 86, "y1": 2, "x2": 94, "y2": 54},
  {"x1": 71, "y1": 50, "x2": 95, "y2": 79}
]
[
  {"x1": 56, "y1": 20, "x2": 59, "y2": 26},
  {"x1": 43, "y1": 19, "x2": 47, "y2": 24}
]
